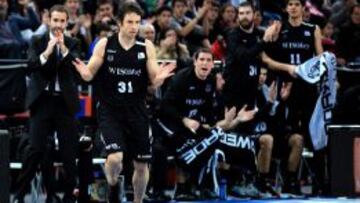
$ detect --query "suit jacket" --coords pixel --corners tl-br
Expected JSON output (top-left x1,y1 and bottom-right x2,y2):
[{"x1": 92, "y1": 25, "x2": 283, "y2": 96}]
[{"x1": 26, "y1": 33, "x2": 81, "y2": 115}]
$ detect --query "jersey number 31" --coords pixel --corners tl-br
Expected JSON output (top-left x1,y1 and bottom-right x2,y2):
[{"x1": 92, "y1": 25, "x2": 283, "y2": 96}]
[{"x1": 118, "y1": 81, "x2": 133, "y2": 93}]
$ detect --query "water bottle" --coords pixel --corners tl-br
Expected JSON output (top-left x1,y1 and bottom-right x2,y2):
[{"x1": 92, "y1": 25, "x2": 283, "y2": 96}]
[
  {"x1": 119, "y1": 175, "x2": 127, "y2": 202},
  {"x1": 219, "y1": 178, "x2": 227, "y2": 200}
]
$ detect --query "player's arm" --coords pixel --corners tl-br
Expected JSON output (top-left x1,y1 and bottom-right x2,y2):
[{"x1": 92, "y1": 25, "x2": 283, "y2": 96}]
[
  {"x1": 145, "y1": 39, "x2": 176, "y2": 88},
  {"x1": 314, "y1": 25, "x2": 324, "y2": 55},
  {"x1": 261, "y1": 52, "x2": 297, "y2": 77},
  {"x1": 72, "y1": 38, "x2": 107, "y2": 81}
]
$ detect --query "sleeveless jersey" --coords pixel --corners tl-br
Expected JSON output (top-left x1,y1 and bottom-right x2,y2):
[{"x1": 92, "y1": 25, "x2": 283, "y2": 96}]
[
  {"x1": 276, "y1": 21, "x2": 316, "y2": 65},
  {"x1": 96, "y1": 34, "x2": 149, "y2": 106},
  {"x1": 270, "y1": 21, "x2": 319, "y2": 132}
]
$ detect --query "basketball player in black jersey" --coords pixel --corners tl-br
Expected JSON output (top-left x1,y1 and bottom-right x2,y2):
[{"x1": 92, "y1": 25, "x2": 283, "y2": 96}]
[
  {"x1": 222, "y1": 2, "x2": 296, "y2": 196},
  {"x1": 72, "y1": 2, "x2": 176, "y2": 203},
  {"x1": 158, "y1": 48, "x2": 257, "y2": 199},
  {"x1": 262, "y1": 0, "x2": 323, "y2": 194}
]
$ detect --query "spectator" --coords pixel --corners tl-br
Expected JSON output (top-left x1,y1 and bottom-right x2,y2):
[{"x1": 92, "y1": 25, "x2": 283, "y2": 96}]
[
  {"x1": 329, "y1": 0, "x2": 357, "y2": 27},
  {"x1": 156, "y1": 27, "x2": 190, "y2": 69},
  {"x1": 254, "y1": 9, "x2": 266, "y2": 31},
  {"x1": 210, "y1": 34, "x2": 226, "y2": 61},
  {"x1": 9, "y1": 0, "x2": 41, "y2": 42},
  {"x1": 202, "y1": 0, "x2": 220, "y2": 43},
  {"x1": 217, "y1": 3, "x2": 237, "y2": 32},
  {"x1": 20, "y1": 9, "x2": 49, "y2": 43},
  {"x1": 336, "y1": 4, "x2": 360, "y2": 65},
  {"x1": 64, "y1": 0, "x2": 93, "y2": 58},
  {"x1": 0, "y1": 0, "x2": 25, "y2": 58},
  {"x1": 303, "y1": 5, "x2": 311, "y2": 22},
  {"x1": 321, "y1": 20, "x2": 336, "y2": 52},
  {"x1": 93, "y1": 0, "x2": 118, "y2": 34},
  {"x1": 64, "y1": 0, "x2": 82, "y2": 37},
  {"x1": 153, "y1": 6, "x2": 172, "y2": 44},
  {"x1": 171, "y1": 0, "x2": 211, "y2": 54},
  {"x1": 210, "y1": 3, "x2": 236, "y2": 60},
  {"x1": 139, "y1": 23, "x2": 156, "y2": 42}
]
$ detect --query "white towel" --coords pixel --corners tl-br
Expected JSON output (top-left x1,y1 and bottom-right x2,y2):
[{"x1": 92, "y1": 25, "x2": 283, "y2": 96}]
[{"x1": 295, "y1": 52, "x2": 337, "y2": 150}]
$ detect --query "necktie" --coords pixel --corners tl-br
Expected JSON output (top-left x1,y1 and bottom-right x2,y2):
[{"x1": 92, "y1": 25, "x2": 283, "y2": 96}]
[{"x1": 49, "y1": 47, "x2": 62, "y2": 93}]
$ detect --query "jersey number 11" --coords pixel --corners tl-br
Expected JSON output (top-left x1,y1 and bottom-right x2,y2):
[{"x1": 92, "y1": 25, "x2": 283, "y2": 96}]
[{"x1": 290, "y1": 53, "x2": 301, "y2": 65}]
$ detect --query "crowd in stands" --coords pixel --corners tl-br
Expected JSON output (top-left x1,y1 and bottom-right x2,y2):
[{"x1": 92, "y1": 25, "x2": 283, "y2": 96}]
[{"x1": 0, "y1": 0, "x2": 358, "y2": 66}]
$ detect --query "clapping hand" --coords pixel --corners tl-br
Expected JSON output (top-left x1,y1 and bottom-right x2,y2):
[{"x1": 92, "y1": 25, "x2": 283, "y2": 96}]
[{"x1": 236, "y1": 105, "x2": 258, "y2": 123}]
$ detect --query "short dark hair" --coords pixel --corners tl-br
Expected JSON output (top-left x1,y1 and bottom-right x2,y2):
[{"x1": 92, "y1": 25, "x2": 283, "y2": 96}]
[
  {"x1": 286, "y1": 0, "x2": 306, "y2": 6},
  {"x1": 156, "y1": 6, "x2": 172, "y2": 16},
  {"x1": 238, "y1": 1, "x2": 255, "y2": 11},
  {"x1": 193, "y1": 48, "x2": 213, "y2": 60},
  {"x1": 117, "y1": 2, "x2": 144, "y2": 23},
  {"x1": 49, "y1": 5, "x2": 69, "y2": 20},
  {"x1": 220, "y1": 3, "x2": 237, "y2": 18},
  {"x1": 172, "y1": 0, "x2": 187, "y2": 8},
  {"x1": 97, "y1": 0, "x2": 113, "y2": 7},
  {"x1": 95, "y1": 23, "x2": 111, "y2": 35},
  {"x1": 158, "y1": 28, "x2": 177, "y2": 41}
]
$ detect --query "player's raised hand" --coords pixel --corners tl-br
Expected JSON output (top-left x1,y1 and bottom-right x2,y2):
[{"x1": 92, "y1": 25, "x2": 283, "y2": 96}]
[{"x1": 158, "y1": 62, "x2": 176, "y2": 80}]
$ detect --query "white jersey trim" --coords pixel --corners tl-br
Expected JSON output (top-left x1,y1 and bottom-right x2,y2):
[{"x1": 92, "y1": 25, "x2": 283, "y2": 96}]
[
  {"x1": 302, "y1": 22, "x2": 315, "y2": 28},
  {"x1": 135, "y1": 41, "x2": 146, "y2": 46}
]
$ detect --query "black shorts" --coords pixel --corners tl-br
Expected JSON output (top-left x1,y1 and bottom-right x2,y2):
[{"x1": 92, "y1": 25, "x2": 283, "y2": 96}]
[
  {"x1": 97, "y1": 103, "x2": 152, "y2": 162},
  {"x1": 287, "y1": 80, "x2": 318, "y2": 136},
  {"x1": 272, "y1": 130, "x2": 302, "y2": 159}
]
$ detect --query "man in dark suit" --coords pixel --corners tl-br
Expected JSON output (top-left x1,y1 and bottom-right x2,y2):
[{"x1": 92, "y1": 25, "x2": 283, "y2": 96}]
[{"x1": 13, "y1": 5, "x2": 80, "y2": 203}]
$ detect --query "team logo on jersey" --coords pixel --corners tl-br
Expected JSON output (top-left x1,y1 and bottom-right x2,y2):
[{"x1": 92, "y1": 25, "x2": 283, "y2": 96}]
[
  {"x1": 205, "y1": 84, "x2": 212, "y2": 93},
  {"x1": 138, "y1": 52, "x2": 145, "y2": 59},
  {"x1": 304, "y1": 31, "x2": 311, "y2": 37},
  {"x1": 189, "y1": 86, "x2": 196, "y2": 90},
  {"x1": 107, "y1": 55, "x2": 114, "y2": 62},
  {"x1": 107, "y1": 49, "x2": 117, "y2": 54},
  {"x1": 281, "y1": 30, "x2": 289, "y2": 39}
]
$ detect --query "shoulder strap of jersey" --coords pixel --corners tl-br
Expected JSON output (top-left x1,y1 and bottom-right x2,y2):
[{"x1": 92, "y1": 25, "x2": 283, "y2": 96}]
[
  {"x1": 135, "y1": 36, "x2": 146, "y2": 47},
  {"x1": 103, "y1": 33, "x2": 119, "y2": 56}
]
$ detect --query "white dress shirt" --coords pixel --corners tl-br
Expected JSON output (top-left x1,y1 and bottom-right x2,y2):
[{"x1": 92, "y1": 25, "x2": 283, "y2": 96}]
[{"x1": 40, "y1": 32, "x2": 69, "y2": 92}]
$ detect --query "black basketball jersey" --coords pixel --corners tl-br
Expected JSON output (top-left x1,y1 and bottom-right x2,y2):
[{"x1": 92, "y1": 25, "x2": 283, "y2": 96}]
[
  {"x1": 160, "y1": 68, "x2": 217, "y2": 132},
  {"x1": 96, "y1": 34, "x2": 149, "y2": 106},
  {"x1": 267, "y1": 21, "x2": 319, "y2": 130},
  {"x1": 276, "y1": 21, "x2": 316, "y2": 65},
  {"x1": 223, "y1": 27, "x2": 264, "y2": 110}
]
